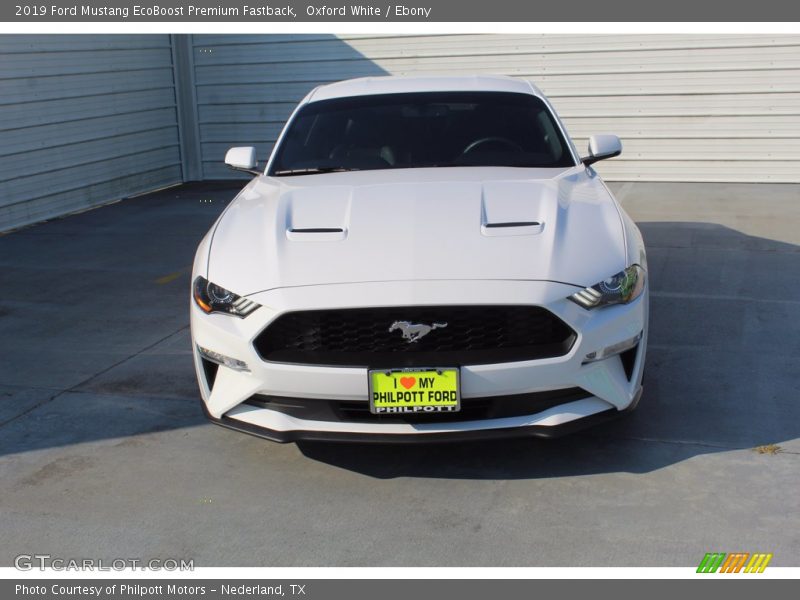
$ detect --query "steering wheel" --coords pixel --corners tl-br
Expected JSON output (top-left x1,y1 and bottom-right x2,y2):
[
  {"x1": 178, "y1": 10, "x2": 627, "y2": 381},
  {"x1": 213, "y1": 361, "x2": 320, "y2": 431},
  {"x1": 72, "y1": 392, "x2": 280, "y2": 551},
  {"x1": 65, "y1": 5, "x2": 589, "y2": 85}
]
[{"x1": 462, "y1": 136, "x2": 523, "y2": 155}]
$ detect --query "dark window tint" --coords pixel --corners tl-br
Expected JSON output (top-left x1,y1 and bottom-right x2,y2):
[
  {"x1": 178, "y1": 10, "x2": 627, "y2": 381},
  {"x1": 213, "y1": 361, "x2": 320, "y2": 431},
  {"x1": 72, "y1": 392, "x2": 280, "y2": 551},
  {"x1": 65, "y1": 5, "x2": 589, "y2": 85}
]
[{"x1": 270, "y1": 92, "x2": 575, "y2": 175}]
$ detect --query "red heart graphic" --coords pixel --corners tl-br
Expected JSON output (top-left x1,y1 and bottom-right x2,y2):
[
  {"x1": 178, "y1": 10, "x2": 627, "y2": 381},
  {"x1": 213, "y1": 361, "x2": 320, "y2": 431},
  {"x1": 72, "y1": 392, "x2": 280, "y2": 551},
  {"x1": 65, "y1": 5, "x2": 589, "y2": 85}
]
[{"x1": 400, "y1": 376, "x2": 416, "y2": 390}]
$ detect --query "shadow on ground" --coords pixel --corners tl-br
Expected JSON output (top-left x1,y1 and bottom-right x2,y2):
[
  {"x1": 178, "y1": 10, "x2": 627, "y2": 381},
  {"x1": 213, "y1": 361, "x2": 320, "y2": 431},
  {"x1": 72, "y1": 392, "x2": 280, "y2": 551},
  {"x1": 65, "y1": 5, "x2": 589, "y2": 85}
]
[{"x1": 1, "y1": 185, "x2": 798, "y2": 480}]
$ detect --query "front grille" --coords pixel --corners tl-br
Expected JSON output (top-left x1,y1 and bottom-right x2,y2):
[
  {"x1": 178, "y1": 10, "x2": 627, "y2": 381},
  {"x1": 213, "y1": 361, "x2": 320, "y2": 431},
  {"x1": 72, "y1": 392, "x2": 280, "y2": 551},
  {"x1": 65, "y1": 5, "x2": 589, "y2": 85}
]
[
  {"x1": 254, "y1": 305, "x2": 576, "y2": 367},
  {"x1": 245, "y1": 387, "x2": 591, "y2": 424}
]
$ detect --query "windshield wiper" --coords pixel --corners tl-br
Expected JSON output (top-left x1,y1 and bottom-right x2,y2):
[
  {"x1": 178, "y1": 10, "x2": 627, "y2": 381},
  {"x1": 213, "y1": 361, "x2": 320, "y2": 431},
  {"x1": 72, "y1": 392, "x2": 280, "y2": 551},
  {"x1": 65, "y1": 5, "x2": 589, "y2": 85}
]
[{"x1": 271, "y1": 167, "x2": 360, "y2": 177}]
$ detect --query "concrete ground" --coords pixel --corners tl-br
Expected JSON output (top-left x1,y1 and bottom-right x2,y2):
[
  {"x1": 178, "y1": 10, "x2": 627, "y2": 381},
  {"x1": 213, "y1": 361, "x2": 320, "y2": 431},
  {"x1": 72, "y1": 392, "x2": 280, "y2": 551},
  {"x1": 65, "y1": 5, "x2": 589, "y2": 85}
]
[{"x1": 0, "y1": 180, "x2": 798, "y2": 567}]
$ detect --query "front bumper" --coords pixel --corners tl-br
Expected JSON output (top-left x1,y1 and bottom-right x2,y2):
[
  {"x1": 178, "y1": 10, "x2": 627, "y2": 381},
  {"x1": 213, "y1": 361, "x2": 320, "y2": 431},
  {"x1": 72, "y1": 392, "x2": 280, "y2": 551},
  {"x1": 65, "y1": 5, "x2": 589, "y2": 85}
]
[
  {"x1": 190, "y1": 279, "x2": 648, "y2": 442},
  {"x1": 202, "y1": 388, "x2": 642, "y2": 443}
]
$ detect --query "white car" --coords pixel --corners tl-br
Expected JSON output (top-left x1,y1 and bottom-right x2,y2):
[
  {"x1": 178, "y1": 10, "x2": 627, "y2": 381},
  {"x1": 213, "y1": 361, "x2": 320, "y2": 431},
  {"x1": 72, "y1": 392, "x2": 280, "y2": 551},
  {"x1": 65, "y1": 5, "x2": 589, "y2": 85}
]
[{"x1": 190, "y1": 75, "x2": 648, "y2": 443}]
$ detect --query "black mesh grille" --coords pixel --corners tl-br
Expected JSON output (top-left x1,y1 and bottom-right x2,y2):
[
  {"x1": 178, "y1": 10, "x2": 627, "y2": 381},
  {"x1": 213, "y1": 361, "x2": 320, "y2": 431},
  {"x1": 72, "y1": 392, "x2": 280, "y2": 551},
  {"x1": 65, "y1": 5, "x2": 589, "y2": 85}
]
[{"x1": 254, "y1": 305, "x2": 576, "y2": 367}]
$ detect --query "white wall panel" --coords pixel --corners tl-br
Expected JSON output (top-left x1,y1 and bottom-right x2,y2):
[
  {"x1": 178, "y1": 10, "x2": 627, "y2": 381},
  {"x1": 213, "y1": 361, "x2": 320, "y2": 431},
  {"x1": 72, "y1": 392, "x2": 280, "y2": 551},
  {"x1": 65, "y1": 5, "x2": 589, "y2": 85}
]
[
  {"x1": 4, "y1": 33, "x2": 796, "y2": 231},
  {"x1": 191, "y1": 34, "x2": 800, "y2": 183},
  {"x1": 0, "y1": 35, "x2": 182, "y2": 231}
]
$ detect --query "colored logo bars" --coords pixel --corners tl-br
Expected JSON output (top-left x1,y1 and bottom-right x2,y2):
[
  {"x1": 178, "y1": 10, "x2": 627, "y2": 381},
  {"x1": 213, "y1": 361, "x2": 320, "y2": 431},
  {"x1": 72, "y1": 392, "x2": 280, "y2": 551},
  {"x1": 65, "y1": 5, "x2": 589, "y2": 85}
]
[{"x1": 697, "y1": 552, "x2": 773, "y2": 573}]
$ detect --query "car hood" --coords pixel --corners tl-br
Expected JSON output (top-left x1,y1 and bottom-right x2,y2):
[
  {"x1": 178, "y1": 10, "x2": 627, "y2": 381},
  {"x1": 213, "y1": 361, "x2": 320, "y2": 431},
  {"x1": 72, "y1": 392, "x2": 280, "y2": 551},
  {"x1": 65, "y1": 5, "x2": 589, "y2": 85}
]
[{"x1": 207, "y1": 167, "x2": 627, "y2": 295}]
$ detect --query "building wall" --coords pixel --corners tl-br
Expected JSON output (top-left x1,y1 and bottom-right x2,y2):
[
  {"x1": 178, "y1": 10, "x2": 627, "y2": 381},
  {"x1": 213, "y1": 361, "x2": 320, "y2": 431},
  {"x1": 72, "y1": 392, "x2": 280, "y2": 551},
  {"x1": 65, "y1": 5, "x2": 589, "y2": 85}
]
[
  {"x1": 191, "y1": 34, "x2": 800, "y2": 183},
  {"x1": 0, "y1": 35, "x2": 183, "y2": 231},
  {"x1": 2, "y1": 34, "x2": 798, "y2": 231}
]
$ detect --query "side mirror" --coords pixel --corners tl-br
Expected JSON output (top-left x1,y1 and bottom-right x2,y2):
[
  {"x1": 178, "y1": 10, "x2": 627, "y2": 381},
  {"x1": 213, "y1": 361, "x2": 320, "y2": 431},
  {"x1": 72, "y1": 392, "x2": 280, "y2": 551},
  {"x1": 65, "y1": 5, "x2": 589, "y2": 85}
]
[
  {"x1": 224, "y1": 146, "x2": 261, "y2": 175},
  {"x1": 582, "y1": 134, "x2": 622, "y2": 166}
]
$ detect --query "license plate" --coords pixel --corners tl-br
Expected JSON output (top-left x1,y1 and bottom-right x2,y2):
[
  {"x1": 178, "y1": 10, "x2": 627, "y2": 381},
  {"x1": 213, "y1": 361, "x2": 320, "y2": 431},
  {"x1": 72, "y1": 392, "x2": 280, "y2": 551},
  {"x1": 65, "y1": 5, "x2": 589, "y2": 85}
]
[{"x1": 368, "y1": 368, "x2": 460, "y2": 414}]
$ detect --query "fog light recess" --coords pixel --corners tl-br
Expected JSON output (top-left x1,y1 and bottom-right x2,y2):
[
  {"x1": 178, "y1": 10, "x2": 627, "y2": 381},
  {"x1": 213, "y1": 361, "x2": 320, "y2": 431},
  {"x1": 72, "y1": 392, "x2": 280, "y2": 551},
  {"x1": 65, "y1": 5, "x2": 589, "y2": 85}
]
[
  {"x1": 198, "y1": 346, "x2": 250, "y2": 372},
  {"x1": 583, "y1": 332, "x2": 642, "y2": 365}
]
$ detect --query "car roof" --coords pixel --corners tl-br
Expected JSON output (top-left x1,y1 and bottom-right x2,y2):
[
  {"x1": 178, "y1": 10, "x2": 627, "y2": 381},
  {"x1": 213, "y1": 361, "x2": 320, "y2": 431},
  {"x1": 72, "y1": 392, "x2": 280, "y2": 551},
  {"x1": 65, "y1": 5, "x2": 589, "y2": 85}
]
[{"x1": 306, "y1": 75, "x2": 545, "y2": 103}]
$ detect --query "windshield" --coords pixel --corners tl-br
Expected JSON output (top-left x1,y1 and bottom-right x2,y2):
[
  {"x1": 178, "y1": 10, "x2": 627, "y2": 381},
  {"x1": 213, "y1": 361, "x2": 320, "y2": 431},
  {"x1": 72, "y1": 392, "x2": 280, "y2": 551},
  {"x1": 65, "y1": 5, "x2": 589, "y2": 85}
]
[{"x1": 269, "y1": 91, "x2": 576, "y2": 175}]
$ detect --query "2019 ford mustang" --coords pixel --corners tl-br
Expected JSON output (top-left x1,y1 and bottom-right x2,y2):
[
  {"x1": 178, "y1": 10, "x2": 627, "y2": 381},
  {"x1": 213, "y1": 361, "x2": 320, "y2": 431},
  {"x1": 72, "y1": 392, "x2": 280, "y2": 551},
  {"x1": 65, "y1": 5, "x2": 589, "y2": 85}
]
[{"x1": 190, "y1": 75, "x2": 648, "y2": 443}]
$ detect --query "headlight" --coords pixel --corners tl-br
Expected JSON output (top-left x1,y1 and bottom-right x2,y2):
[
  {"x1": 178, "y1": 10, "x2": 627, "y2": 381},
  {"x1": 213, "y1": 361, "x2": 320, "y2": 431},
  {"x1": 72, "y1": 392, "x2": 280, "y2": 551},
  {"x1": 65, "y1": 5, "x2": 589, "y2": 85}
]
[
  {"x1": 193, "y1": 276, "x2": 260, "y2": 317},
  {"x1": 568, "y1": 265, "x2": 645, "y2": 309}
]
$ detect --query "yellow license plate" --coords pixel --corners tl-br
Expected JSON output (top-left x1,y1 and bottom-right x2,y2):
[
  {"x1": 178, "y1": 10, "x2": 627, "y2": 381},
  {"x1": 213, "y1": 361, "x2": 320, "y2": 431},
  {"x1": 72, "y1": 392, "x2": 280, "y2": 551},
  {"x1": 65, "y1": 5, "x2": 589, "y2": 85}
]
[{"x1": 369, "y1": 368, "x2": 460, "y2": 414}]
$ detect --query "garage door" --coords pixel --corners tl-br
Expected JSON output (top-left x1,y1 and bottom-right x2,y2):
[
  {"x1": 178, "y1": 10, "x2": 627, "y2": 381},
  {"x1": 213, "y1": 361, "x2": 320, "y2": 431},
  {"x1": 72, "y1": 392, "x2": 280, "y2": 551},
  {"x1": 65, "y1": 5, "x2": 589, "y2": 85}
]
[
  {"x1": 191, "y1": 34, "x2": 800, "y2": 183},
  {"x1": 0, "y1": 35, "x2": 183, "y2": 231}
]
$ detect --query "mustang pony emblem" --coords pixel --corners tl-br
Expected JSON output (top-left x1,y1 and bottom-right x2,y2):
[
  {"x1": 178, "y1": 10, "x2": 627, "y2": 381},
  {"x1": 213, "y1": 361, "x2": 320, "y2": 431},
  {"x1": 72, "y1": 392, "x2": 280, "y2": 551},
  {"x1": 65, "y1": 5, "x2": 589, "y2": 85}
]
[{"x1": 388, "y1": 321, "x2": 448, "y2": 343}]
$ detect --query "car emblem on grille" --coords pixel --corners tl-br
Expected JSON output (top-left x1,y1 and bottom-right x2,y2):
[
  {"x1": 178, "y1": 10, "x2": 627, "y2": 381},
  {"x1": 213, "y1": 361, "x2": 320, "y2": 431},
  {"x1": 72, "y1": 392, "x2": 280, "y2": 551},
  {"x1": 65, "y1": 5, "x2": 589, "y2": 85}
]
[{"x1": 388, "y1": 320, "x2": 448, "y2": 343}]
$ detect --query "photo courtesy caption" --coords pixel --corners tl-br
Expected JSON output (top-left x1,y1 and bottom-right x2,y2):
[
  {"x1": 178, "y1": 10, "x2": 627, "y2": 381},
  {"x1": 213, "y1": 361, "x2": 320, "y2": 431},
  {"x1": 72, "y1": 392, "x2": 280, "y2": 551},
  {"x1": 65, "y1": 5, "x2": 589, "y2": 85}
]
[
  {"x1": 15, "y1": 584, "x2": 304, "y2": 596},
  {"x1": 15, "y1": 585, "x2": 208, "y2": 597}
]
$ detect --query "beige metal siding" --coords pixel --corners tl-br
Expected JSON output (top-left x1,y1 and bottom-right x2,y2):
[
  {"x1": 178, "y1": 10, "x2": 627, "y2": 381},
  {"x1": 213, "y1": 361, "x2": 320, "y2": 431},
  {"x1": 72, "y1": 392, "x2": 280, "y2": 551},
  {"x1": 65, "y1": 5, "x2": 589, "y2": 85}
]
[
  {"x1": 192, "y1": 34, "x2": 800, "y2": 182},
  {"x1": 0, "y1": 35, "x2": 182, "y2": 231}
]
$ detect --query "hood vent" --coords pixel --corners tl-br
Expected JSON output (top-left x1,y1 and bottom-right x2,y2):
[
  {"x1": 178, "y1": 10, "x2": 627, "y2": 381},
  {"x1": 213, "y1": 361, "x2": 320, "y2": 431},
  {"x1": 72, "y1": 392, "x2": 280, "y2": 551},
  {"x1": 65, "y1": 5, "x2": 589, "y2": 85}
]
[
  {"x1": 484, "y1": 221, "x2": 540, "y2": 228},
  {"x1": 480, "y1": 181, "x2": 549, "y2": 237},
  {"x1": 286, "y1": 227, "x2": 347, "y2": 241},
  {"x1": 481, "y1": 221, "x2": 545, "y2": 237},
  {"x1": 285, "y1": 189, "x2": 351, "y2": 241}
]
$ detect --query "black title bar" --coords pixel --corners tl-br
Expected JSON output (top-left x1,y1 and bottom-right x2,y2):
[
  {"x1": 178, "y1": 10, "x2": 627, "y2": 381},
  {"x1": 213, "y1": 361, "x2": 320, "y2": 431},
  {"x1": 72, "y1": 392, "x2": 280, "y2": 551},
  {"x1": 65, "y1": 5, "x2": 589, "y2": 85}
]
[{"x1": 4, "y1": 0, "x2": 800, "y2": 22}]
